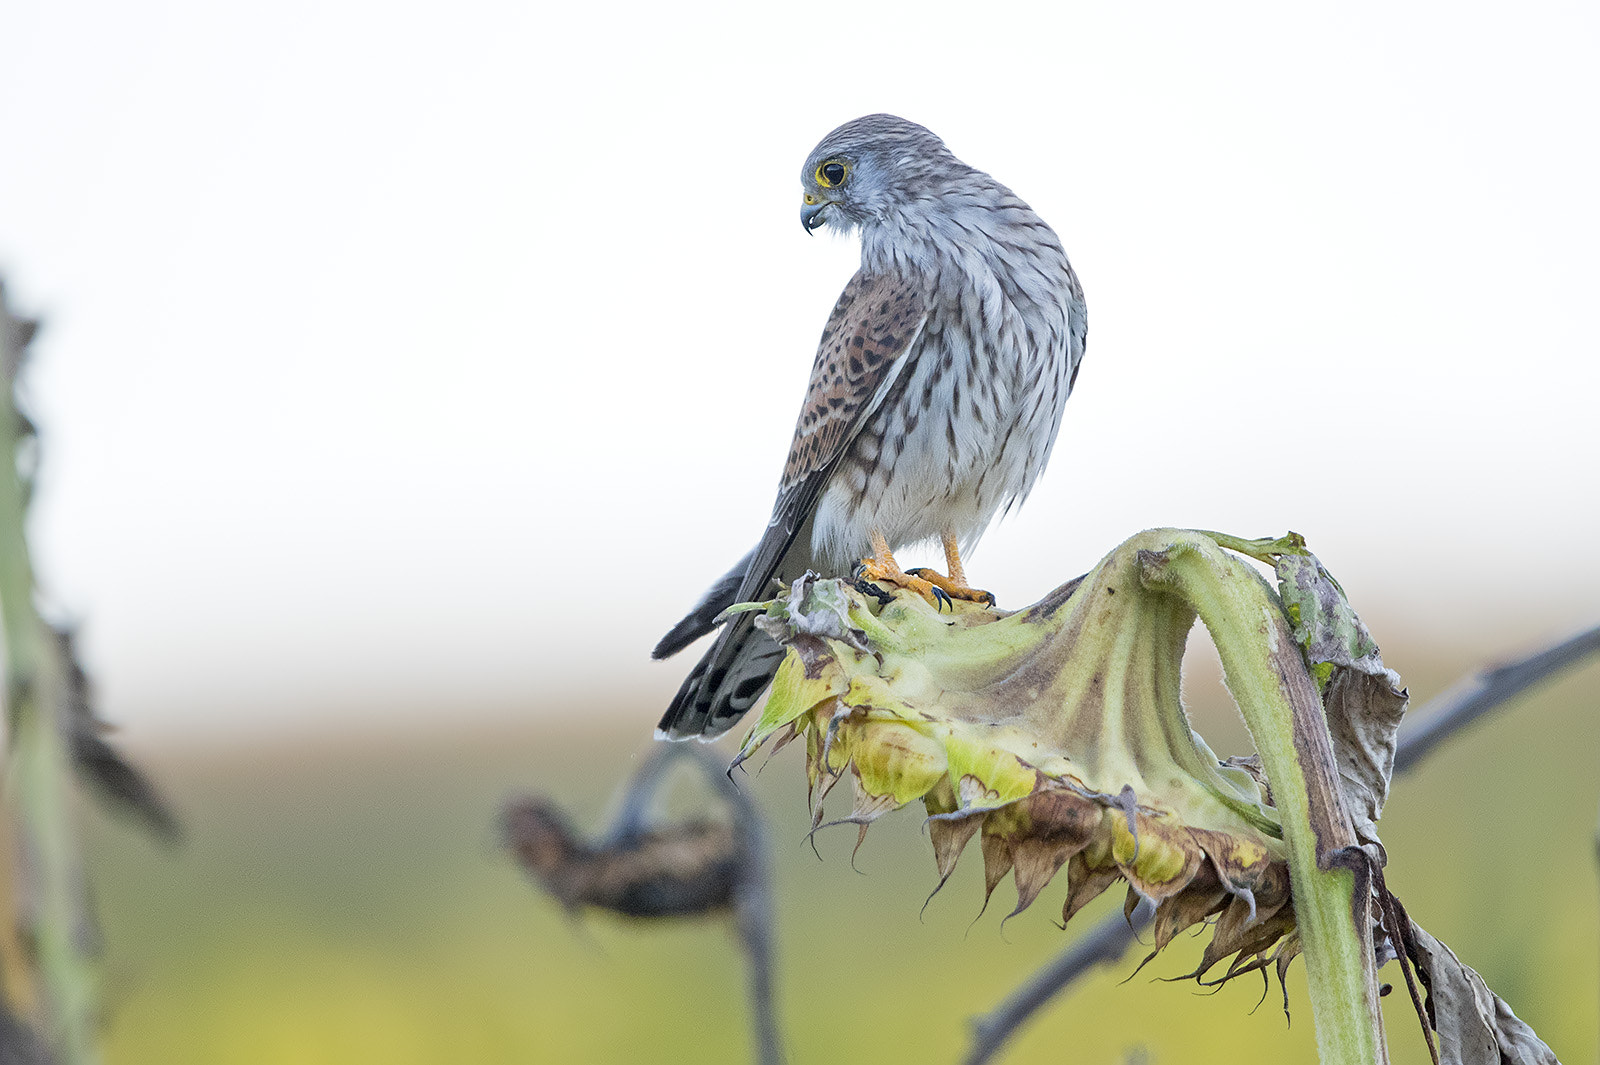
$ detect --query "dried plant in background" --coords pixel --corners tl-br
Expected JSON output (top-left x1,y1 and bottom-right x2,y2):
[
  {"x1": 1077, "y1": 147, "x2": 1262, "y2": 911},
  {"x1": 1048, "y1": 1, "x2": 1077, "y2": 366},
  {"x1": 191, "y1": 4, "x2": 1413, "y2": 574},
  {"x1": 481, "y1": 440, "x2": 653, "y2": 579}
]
[
  {"x1": 0, "y1": 282, "x2": 177, "y2": 1065},
  {"x1": 505, "y1": 743, "x2": 780, "y2": 1065}
]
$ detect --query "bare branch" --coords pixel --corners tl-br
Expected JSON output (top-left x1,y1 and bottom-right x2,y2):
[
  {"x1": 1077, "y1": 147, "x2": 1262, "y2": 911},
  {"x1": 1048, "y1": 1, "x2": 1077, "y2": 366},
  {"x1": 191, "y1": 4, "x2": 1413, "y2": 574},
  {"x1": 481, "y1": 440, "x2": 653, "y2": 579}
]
[
  {"x1": 962, "y1": 899, "x2": 1154, "y2": 1065},
  {"x1": 719, "y1": 754, "x2": 784, "y2": 1065},
  {"x1": 1392, "y1": 625, "x2": 1600, "y2": 774}
]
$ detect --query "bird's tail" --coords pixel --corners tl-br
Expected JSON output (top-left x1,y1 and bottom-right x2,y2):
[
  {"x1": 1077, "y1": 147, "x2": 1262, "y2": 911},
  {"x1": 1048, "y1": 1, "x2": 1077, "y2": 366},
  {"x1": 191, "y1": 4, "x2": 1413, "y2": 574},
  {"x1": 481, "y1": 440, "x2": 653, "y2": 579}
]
[
  {"x1": 655, "y1": 611, "x2": 787, "y2": 740},
  {"x1": 655, "y1": 523, "x2": 819, "y2": 740},
  {"x1": 652, "y1": 548, "x2": 754, "y2": 661}
]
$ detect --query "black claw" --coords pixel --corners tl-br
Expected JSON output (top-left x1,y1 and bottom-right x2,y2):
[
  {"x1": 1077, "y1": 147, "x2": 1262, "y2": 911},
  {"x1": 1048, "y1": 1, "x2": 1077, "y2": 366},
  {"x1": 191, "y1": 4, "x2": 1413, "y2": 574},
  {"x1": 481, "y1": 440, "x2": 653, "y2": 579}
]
[
  {"x1": 931, "y1": 586, "x2": 954, "y2": 612},
  {"x1": 852, "y1": 578, "x2": 895, "y2": 606}
]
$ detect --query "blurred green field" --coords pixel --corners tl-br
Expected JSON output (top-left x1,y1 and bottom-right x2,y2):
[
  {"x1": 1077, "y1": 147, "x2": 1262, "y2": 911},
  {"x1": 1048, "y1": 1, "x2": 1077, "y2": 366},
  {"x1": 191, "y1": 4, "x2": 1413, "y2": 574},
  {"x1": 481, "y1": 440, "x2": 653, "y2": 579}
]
[{"x1": 86, "y1": 639, "x2": 1598, "y2": 1065}]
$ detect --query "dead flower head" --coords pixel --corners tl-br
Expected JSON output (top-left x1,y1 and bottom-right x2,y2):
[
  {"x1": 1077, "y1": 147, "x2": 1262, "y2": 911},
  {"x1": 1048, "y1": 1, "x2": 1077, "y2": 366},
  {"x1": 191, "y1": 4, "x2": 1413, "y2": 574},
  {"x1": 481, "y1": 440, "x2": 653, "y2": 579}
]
[{"x1": 735, "y1": 529, "x2": 1306, "y2": 983}]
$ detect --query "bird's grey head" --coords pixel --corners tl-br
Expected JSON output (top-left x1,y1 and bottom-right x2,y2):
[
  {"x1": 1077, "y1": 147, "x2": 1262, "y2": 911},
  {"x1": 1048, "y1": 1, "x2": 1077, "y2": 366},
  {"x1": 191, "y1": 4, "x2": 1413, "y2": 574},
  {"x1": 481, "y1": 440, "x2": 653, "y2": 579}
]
[{"x1": 799, "y1": 114, "x2": 965, "y2": 236}]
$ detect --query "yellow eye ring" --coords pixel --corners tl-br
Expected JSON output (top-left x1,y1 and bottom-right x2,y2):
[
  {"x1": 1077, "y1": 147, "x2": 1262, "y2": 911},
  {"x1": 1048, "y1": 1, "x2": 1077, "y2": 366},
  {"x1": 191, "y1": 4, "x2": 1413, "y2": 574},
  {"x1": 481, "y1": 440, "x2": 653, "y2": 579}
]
[{"x1": 816, "y1": 161, "x2": 848, "y2": 188}]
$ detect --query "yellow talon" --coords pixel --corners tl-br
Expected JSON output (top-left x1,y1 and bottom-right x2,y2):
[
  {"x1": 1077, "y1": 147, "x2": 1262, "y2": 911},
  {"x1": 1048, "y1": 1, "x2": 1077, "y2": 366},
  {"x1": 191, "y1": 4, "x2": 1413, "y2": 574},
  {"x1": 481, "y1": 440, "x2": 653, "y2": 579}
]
[
  {"x1": 856, "y1": 529, "x2": 996, "y2": 611},
  {"x1": 904, "y1": 566, "x2": 997, "y2": 607}
]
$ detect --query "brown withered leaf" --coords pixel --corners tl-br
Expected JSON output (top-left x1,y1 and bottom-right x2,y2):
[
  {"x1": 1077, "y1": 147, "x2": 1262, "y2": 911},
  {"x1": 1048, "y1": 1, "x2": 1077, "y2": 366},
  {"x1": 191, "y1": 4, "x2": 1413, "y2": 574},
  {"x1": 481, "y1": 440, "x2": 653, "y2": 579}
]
[
  {"x1": 1061, "y1": 852, "x2": 1123, "y2": 926},
  {"x1": 1274, "y1": 551, "x2": 1408, "y2": 856},
  {"x1": 1405, "y1": 917, "x2": 1558, "y2": 1065},
  {"x1": 0, "y1": 282, "x2": 39, "y2": 383},
  {"x1": 1148, "y1": 875, "x2": 1228, "y2": 954},
  {"x1": 53, "y1": 626, "x2": 181, "y2": 843},
  {"x1": 924, "y1": 780, "x2": 986, "y2": 893},
  {"x1": 1324, "y1": 664, "x2": 1409, "y2": 859}
]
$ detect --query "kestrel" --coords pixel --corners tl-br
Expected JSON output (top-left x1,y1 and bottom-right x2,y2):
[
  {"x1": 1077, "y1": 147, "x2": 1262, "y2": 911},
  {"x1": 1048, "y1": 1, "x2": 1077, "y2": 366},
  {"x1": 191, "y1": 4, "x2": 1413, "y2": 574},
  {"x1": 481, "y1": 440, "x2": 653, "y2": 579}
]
[{"x1": 656, "y1": 114, "x2": 1087, "y2": 740}]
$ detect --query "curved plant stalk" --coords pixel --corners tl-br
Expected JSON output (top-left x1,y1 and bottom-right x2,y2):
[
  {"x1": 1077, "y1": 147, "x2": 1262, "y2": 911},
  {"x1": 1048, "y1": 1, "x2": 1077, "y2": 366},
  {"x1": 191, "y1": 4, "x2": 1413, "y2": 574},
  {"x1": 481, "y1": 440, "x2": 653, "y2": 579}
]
[
  {"x1": 1137, "y1": 534, "x2": 1384, "y2": 1064},
  {"x1": 736, "y1": 528, "x2": 1386, "y2": 1064}
]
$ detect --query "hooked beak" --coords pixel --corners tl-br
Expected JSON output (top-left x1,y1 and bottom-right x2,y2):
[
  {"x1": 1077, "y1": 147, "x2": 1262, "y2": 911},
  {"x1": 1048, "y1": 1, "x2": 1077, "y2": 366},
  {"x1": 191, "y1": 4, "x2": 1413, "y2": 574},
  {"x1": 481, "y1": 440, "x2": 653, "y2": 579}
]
[{"x1": 800, "y1": 198, "x2": 831, "y2": 234}]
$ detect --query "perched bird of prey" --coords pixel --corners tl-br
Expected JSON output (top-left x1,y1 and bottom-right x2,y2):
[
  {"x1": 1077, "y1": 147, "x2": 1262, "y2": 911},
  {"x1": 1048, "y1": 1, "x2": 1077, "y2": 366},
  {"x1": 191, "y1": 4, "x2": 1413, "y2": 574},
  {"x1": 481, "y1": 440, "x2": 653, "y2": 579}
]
[{"x1": 655, "y1": 114, "x2": 1087, "y2": 741}]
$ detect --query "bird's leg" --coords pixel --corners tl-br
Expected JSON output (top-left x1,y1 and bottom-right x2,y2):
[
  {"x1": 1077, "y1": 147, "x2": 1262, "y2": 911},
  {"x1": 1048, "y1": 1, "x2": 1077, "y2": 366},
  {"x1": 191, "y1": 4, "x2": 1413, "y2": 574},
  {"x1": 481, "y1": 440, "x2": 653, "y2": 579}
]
[
  {"x1": 942, "y1": 530, "x2": 967, "y2": 587},
  {"x1": 856, "y1": 529, "x2": 911, "y2": 585},
  {"x1": 905, "y1": 531, "x2": 997, "y2": 607}
]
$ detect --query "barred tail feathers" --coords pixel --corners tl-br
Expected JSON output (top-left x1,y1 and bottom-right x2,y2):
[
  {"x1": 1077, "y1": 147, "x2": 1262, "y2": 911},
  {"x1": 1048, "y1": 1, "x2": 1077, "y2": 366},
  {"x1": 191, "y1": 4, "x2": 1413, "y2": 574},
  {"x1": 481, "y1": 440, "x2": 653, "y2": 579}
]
[
  {"x1": 656, "y1": 514, "x2": 822, "y2": 739},
  {"x1": 655, "y1": 611, "x2": 787, "y2": 740}
]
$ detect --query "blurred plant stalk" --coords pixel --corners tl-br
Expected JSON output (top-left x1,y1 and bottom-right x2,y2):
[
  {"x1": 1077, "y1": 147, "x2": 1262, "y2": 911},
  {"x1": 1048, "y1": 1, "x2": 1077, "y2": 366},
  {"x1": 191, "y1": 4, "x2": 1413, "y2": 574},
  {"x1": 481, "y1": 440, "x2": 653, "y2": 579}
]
[
  {"x1": 735, "y1": 529, "x2": 1389, "y2": 1064},
  {"x1": 507, "y1": 743, "x2": 782, "y2": 1065},
  {"x1": 0, "y1": 286, "x2": 101, "y2": 1064}
]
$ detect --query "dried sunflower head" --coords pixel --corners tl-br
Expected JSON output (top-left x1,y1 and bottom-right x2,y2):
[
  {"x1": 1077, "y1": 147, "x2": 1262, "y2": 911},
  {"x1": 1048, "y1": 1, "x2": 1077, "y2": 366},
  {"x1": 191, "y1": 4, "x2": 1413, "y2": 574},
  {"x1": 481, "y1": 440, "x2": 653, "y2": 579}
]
[{"x1": 735, "y1": 529, "x2": 1307, "y2": 980}]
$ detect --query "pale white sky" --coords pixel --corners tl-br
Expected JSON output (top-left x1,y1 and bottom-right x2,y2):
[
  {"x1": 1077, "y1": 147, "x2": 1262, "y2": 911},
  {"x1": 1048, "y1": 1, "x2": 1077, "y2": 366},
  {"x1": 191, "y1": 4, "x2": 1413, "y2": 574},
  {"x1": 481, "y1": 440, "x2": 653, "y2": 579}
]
[{"x1": 1, "y1": 0, "x2": 1596, "y2": 741}]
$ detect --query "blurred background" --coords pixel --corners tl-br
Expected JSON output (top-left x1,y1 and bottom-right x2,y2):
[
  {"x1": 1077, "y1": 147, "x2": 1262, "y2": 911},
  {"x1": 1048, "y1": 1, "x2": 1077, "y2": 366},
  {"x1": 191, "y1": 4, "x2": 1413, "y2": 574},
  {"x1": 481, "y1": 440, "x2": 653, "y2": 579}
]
[{"x1": 1, "y1": 0, "x2": 1596, "y2": 1062}]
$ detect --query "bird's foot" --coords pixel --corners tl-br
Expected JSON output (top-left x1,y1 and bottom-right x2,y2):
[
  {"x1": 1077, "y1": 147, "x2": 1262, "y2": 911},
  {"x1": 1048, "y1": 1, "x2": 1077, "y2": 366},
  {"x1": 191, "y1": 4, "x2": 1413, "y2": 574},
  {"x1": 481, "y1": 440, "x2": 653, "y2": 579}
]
[
  {"x1": 854, "y1": 556, "x2": 952, "y2": 611},
  {"x1": 853, "y1": 557, "x2": 994, "y2": 612},
  {"x1": 905, "y1": 567, "x2": 997, "y2": 608}
]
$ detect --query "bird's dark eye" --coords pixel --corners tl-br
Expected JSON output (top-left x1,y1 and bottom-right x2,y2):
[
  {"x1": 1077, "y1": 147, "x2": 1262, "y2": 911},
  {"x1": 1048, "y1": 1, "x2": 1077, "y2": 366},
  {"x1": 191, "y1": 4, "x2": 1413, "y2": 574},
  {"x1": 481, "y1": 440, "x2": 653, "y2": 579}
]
[{"x1": 817, "y1": 161, "x2": 848, "y2": 188}]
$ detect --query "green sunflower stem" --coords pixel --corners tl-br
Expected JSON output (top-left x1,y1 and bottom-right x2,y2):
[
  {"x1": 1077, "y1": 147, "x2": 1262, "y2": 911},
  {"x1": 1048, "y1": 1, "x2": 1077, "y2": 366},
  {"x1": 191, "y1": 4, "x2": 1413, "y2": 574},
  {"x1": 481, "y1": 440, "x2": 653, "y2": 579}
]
[{"x1": 1140, "y1": 534, "x2": 1386, "y2": 1065}]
